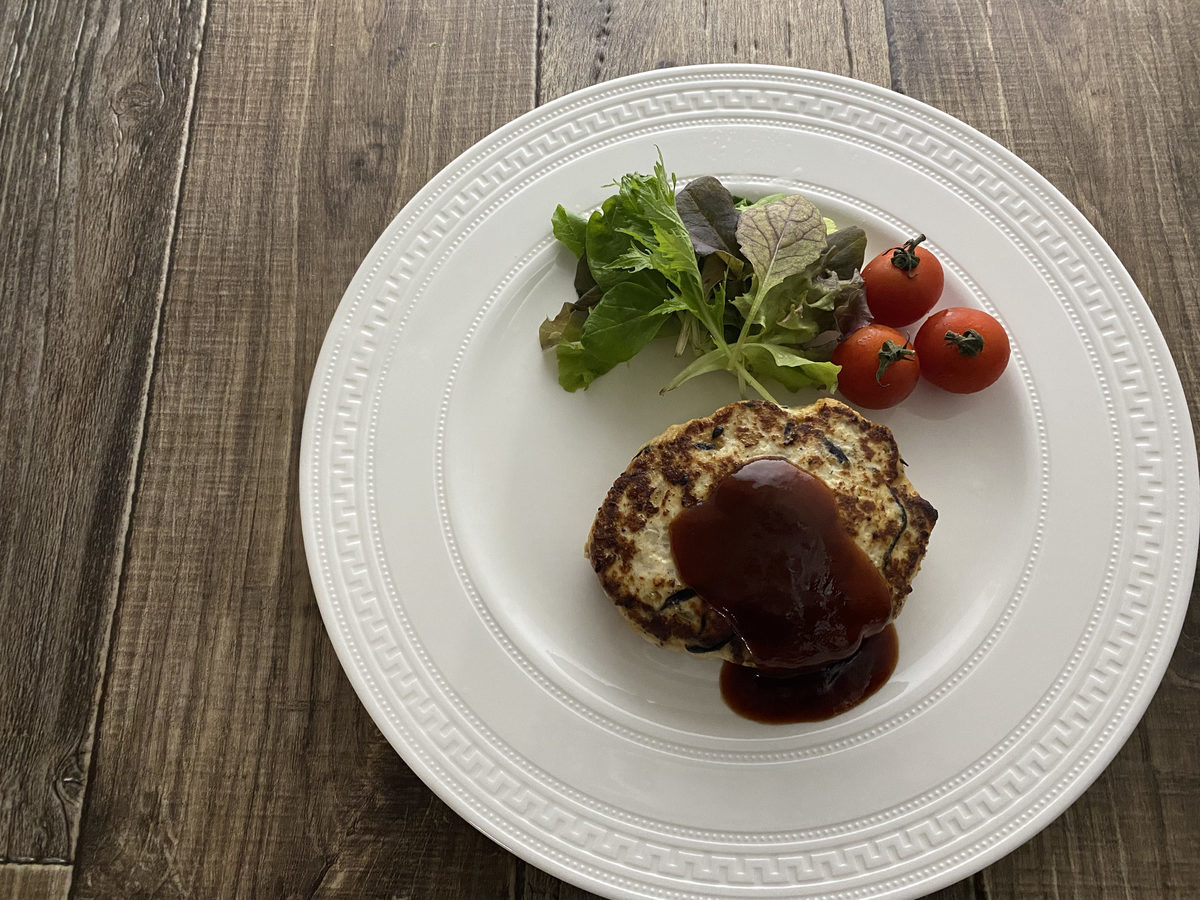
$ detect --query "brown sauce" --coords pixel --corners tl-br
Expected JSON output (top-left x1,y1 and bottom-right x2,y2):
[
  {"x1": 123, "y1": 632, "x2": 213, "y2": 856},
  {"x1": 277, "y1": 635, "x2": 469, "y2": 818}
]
[
  {"x1": 669, "y1": 457, "x2": 898, "y2": 722},
  {"x1": 719, "y1": 625, "x2": 897, "y2": 723}
]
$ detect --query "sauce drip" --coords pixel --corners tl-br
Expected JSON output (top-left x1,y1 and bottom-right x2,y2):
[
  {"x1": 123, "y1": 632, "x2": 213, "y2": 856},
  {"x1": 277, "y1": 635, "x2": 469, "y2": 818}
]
[
  {"x1": 719, "y1": 626, "x2": 897, "y2": 723},
  {"x1": 669, "y1": 457, "x2": 898, "y2": 722}
]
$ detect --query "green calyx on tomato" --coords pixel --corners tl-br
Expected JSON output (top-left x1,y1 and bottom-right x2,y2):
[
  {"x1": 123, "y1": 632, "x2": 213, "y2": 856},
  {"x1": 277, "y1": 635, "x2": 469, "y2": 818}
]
[
  {"x1": 944, "y1": 328, "x2": 985, "y2": 356},
  {"x1": 914, "y1": 307, "x2": 1010, "y2": 394},
  {"x1": 862, "y1": 234, "x2": 944, "y2": 327},
  {"x1": 832, "y1": 323, "x2": 920, "y2": 408},
  {"x1": 889, "y1": 234, "x2": 927, "y2": 276},
  {"x1": 876, "y1": 339, "x2": 916, "y2": 384}
]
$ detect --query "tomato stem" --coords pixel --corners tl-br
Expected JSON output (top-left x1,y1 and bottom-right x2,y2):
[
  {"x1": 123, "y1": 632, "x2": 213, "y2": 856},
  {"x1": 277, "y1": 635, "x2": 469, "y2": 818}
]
[
  {"x1": 876, "y1": 339, "x2": 916, "y2": 384},
  {"x1": 890, "y1": 234, "x2": 926, "y2": 277},
  {"x1": 944, "y1": 328, "x2": 986, "y2": 357}
]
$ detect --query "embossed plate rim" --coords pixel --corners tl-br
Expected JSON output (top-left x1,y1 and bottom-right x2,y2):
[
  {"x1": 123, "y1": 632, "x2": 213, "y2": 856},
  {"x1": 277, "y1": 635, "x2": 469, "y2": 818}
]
[{"x1": 300, "y1": 65, "x2": 1198, "y2": 899}]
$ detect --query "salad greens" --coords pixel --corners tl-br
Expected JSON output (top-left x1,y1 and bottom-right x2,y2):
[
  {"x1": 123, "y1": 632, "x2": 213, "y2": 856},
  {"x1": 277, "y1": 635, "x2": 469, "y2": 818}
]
[{"x1": 539, "y1": 157, "x2": 869, "y2": 404}]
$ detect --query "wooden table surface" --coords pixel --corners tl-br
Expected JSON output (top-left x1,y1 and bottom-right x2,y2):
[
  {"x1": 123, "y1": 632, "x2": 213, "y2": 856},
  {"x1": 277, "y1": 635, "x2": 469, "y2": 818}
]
[{"x1": 3, "y1": 1, "x2": 1198, "y2": 898}]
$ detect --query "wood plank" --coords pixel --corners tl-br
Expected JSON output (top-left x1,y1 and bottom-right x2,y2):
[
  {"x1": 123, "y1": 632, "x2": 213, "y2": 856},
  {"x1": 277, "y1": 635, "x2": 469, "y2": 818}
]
[
  {"x1": 886, "y1": 0, "x2": 1200, "y2": 896},
  {"x1": 0, "y1": 863, "x2": 72, "y2": 900},
  {"x1": 521, "y1": 869, "x2": 603, "y2": 900},
  {"x1": 69, "y1": 0, "x2": 535, "y2": 897},
  {"x1": 519, "y1": 868, "x2": 981, "y2": 900},
  {"x1": 924, "y1": 882, "x2": 980, "y2": 900},
  {"x1": 0, "y1": 0, "x2": 204, "y2": 864},
  {"x1": 538, "y1": 0, "x2": 890, "y2": 104}
]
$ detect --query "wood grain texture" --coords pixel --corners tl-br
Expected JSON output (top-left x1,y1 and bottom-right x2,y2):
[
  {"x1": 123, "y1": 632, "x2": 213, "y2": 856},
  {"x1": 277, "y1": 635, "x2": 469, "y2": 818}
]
[
  {"x1": 521, "y1": 867, "x2": 604, "y2": 900},
  {"x1": 0, "y1": 0, "x2": 203, "y2": 865},
  {"x1": 538, "y1": 0, "x2": 889, "y2": 103},
  {"x1": 923, "y1": 883, "x2": 978, "y2": 900},
  {"x1": 67, "y1": 0, "x2": 534, "y2": 897},
  {"x1": 518, "y1": 870, "x2": 989, "y2": 900},
  {"x1": 0, "y1": 863, "x2": 72, "y2": 900},
  {"x1": 0, "y1": 0, "x2": 1195, "y2": 898},
  {"x1": 887, "y1": 0, "x2": 1200, "y2": 896}
]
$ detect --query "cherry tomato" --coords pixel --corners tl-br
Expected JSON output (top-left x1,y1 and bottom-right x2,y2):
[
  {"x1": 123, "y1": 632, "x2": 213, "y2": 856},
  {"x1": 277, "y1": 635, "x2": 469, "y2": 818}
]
[
  {"x1": 861, "y1": 234, "x2": 945, "y2": 327},
  {"x1": 914, "y1": 307, "x2": 1010, "y2": 393},
  {"x1": 832, "y1": 324, "x2": 920, "y2": 409}
]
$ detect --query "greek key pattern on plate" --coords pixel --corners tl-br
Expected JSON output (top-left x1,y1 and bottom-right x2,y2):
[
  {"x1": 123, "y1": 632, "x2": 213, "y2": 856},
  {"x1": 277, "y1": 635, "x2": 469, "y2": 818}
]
[{"x1": 305, "y1": 68, "x2": 1191, "y2": 898}]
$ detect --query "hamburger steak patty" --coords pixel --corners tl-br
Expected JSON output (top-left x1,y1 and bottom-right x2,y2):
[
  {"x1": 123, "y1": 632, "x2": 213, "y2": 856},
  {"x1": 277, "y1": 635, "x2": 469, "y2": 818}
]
[{"x1": 585, "y1": 398, "x2": 937, "y2": 666}]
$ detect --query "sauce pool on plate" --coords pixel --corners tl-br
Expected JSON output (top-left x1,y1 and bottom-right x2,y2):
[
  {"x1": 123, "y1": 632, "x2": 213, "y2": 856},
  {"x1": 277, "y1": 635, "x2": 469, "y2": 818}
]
[{"x1": 719, "y1": 626, "x2": 898, "y2": 723}]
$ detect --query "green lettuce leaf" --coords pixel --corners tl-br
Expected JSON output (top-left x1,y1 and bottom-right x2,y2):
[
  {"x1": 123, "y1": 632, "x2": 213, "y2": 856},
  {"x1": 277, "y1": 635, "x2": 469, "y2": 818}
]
[
  {"x1": 551, "y1": 205, "x2": 588, "y2": 257},
  {"x1": 733, "y1": 192, "x2": 789, "y2": 210},
  {"x1": 660, "y1": 347, "x2": 730, "y2": 393},
  {"x1": 554, "y1": 342, "x2": 613, "y2": 392},
  {"x1": 581, "y1": 282, "x2": 672, "y2": 365},
  {"x1": 743, "y1": 342, "x2": 841, "y2": 392}
]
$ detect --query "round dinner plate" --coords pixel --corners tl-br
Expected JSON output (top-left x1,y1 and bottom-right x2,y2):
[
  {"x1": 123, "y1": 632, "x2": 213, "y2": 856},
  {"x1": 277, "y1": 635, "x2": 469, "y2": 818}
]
[{"x1": 300, "y1": 66, "x2": 1198, "y2": 899}]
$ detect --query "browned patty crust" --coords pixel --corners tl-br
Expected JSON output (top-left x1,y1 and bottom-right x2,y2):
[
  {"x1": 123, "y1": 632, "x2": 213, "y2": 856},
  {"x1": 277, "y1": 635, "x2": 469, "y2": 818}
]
[{"x1": 586, "y1": 398, "x2": 937, "y2": 665}]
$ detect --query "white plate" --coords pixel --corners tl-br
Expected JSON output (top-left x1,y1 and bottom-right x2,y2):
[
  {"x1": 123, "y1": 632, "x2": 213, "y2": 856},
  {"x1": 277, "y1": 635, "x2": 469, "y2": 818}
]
[{"x1": 300, "y1": 66, "x2": 1198, "y2": 899}]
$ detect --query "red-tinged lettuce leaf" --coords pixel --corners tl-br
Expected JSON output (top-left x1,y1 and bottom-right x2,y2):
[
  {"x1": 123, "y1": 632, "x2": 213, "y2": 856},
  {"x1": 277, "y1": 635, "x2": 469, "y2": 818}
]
[
  {"x1": 779, "y1": 273, "x2": 870, "y2": 355},
  {"x1": 539, "y1": 302, "x2": 588, "y2": 349},
  {"x1": 699, "y1": 252, "x2": 748, "y2": 299},
  {"x1": 736, "y1": 194, "x2": 827, "y2": 299},
  {"x1": 833, "y1": 273, "x2": 871, "y2": 336},
  {"x1": 676, "y1": 176, "x2": 745, "y2": 261},
  {"x1": 700, "y1": 253, "x2": 728, "y2": 297},
  {"x1": 803, "y1": 272, "x2": 844, "y2": 313},
  {"x1": 538, "y1": 282, "x2": 605, "y2": 350},
  {"x1": 574, "y1": 255, "x2": 597, "y2": 297},
  {"x1": 820, "y1": 226, "x2": 867, "y2": 279}
]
